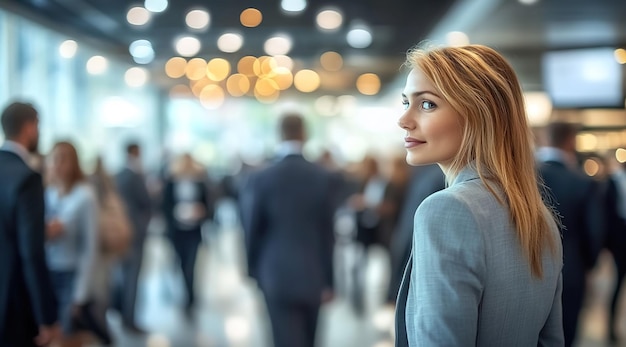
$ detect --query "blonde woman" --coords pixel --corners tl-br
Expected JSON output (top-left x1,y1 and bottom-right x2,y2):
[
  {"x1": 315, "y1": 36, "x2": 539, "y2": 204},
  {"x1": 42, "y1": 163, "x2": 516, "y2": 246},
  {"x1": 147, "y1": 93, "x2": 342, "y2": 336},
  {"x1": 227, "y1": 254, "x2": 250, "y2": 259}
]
[{"x1": 395, "y1": 45, "x2": 563, "y2": 346}]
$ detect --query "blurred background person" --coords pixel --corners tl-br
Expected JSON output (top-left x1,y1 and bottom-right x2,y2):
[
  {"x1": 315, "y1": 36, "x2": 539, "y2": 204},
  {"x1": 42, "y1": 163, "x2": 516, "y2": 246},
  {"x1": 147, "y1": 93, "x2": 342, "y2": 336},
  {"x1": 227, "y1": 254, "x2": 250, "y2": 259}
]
[
  {"x1": 604, "y1": 153, "x2": 626, "y2": 344},
  {"x1": 386, "y1": 163, "x2": 445, "y2": 304},
  {"x1": 88, "y1": 156, "x2": 132, "y2": 345},
  {"x1": 242, "y1": 114, "x2": 336, "y2": 347},
  {"x1": 162, "y1": 153, "x2": 213, "y2": 319},
  {"x1": 537, "y1": 122, "x2": 605, "y2": 347},
  {"x1": 113, "y1": 142, "x2": 152, "y2": 334},
  {"x1": 45, "y1": 141, "x2": 99, "y2": 346},
  {"x1": 0, "y1": 102, "x2": 59, "y2": 347}
]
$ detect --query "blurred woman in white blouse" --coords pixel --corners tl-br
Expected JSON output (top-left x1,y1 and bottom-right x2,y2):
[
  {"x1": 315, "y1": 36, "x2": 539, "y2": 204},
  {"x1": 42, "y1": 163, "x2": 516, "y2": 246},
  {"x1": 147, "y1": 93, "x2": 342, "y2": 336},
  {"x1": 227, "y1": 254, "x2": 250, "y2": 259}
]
[{"x1": 45, "y1": 141, "x2": 99, "y2": 344}]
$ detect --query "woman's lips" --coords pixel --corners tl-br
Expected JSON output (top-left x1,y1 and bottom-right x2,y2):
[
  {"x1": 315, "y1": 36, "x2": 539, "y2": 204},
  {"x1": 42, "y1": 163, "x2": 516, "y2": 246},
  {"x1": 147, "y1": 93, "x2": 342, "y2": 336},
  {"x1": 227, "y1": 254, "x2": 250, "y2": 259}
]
[{"x1": 404, "y1": 137, "x2": 426, "y2": 148}]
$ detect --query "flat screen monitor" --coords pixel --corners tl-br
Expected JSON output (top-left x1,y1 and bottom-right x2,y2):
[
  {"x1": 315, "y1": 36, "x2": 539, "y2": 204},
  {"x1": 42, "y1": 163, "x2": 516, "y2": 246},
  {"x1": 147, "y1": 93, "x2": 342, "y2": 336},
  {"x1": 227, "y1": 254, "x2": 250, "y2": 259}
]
[{"x1": 542, "y1": 47, "x2": 625, "y2": 109}]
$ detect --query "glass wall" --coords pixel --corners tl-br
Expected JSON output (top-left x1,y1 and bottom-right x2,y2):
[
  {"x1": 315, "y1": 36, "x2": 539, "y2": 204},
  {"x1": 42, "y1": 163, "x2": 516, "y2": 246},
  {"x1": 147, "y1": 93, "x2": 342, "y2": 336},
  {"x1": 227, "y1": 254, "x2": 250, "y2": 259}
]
[{"x1": 0, "y1": 8, "x2": 160, "y2": 173}]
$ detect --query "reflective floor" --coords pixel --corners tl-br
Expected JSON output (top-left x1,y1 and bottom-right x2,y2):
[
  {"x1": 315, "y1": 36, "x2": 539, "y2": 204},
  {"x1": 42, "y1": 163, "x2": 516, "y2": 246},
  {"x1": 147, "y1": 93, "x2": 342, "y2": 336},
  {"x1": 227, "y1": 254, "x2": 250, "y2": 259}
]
[{"x1": 99, "y1": 202, "x2": 626, "y2": 347}]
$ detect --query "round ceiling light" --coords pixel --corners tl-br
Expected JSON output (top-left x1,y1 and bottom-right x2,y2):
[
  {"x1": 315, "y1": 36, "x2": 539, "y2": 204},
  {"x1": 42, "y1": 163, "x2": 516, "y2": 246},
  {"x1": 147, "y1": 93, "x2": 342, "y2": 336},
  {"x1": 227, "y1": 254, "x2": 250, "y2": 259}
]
[
  {"x1": 175, "y1": 36, "x2": 201, "y2": 57},
  {"x1": 217, "y1": 33, "x2": 244, "y2": 53},
  {"x1": 316, "y1": 8, "x2": 343, "y2": 31},
  {"x1": 186, "y1": 9, "x2": 210, "y2": 30}
]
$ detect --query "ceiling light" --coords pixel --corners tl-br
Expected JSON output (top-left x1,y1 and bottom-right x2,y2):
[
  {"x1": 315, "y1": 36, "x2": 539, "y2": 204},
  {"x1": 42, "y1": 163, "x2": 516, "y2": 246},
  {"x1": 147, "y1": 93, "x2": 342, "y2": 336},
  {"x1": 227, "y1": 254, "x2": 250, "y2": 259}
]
[
  {"x1": 175, "y1": 36, "x2": 201, "y2": 57},
  {"x1": 217, "y1": 33, "x2": 243, "y2": 53},
  {"x1": 86, "y1": 56, "x2": 107, "y2": 75},
  {"x1": 518, "y1": 0, "x2": 539, "y2": 4},
  {"x1": 615, "y1": 148, "x2": 626, "y2": 163},
  {"x1": 274, "y1": 55, "x2": 294, "y2": 71},
  {"x1": 125, "y1": 67, "x2": 149, "y2": 88},
  {"x1": 59, "y1": 40, "x2": 77, "y2": 58},
  {"x1": 524, "y1": 91, "x2": 552, "y2": 126},
  {"x1": 264, "y1": 34, "x2": 292, "y2": 56},
  {"x1": 294, "y1": 69, "x2": 320, "y2": 93},
  {"x1": 226, "y1": 74, "x2": 251, "y2": 97},
  {"x1": 356, "y1": 73, "x2": 381, "y2": 95},
  {"x1": 186, "y1": 9, "x2": 210, "y2": 30},
  {"x1": 240, "y1": 8, "x2": 262, "y2": 28},
  {"x1": 446, "y1": 31, "x2": 470, "y2": 47},
  {"x1": 185, "y1": 58, "x2": 207, "y2": 80},
  {"x1": 347, "y1": 24, "x2": 372, "y2": 49},
  {"x1": 316, "y1": 8, "x2": 343, "y2": 31},
  {"x1": 320, "y1": 51, "x2": 343, "y2": 71},
  {"x1": 271, "y1": 67, "x2": 293, "y2": 90},
  {"x1": 206, "y1": 58, "x2": 231, "y2": 81},
  {"x1": 281, "y1": 0, "x2": 307, "y2": 14},
  {"x1": 129, "y1": 40, "x2": 155, "y2": 64},
  {"x1": 127, "y1": 7, "x2": 151, "y2": 26},
  {"x1": 145, "y1": 0, "x2": 168, "y2": 13},
  {"x1": 165, "y1": 57, "x2": 187, "y2": 78},
  {"x1": 615, "y1": 48, "x2": 626, "y2": 64},
  {"x1": 238, "y1": 56, "x2": 257, "y2": 76}
]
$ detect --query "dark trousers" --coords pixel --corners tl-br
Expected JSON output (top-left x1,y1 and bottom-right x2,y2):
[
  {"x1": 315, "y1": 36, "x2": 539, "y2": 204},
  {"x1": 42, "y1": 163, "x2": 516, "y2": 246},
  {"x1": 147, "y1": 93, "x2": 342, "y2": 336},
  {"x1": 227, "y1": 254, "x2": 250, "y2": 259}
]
[
  {"x1": 563, "y1": 279, "x2": 585, "y2": 347},
  {"x1": 50, "y1": 270, "x2": 76, "y2": 334},
  {"x1": 114, "y1": 237, "x2": 145, "y2": 327},
  {"x1": 610, "y1": 250, "x2": 626, "y2": 341},
  {"x1": 170, "y1": 229, "x2": 202, "y2": 308},
  {"x1": 265, "y1": 299, "x2": 320, "y2": 347}
]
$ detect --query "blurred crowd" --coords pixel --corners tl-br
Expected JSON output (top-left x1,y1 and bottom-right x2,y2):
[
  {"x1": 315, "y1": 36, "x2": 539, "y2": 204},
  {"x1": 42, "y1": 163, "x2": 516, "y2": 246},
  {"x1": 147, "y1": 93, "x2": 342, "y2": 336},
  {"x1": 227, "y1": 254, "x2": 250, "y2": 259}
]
[{"x1": 3, "y1": 101, "x2": 626, "y2": 347}]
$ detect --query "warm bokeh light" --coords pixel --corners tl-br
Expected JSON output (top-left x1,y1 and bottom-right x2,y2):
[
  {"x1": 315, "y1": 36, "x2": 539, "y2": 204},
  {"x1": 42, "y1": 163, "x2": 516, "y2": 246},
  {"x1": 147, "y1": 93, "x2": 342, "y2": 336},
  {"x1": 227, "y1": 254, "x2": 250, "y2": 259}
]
[
  {"x1": 86, "y1": 56, "x2": 107, "y2": 75},
  {"x1": 255, "y1": 78, "x2": 279, "y2": 97},
  {"x1": 127, "y1": 7, "x2": 151, "y2": 26},
  {"x1": 175, "y1": 36, "x2": 201, "y2": 57},
  {"x1": 616, "y1": 148, "x2": 626, "y2": 163},
  {"x1": 254, "y1": 87, "x2": 280, "y2": 104},
  {"x1": 59, "y1": 40, "x2": 77, "y2": 58},
  {"x1": 185, "y1": 9, "x2": 210, "y2": 30},
  {"x1": 199, "y1": 85, "x2": 225, "y2": 109},
  {"x1": 206, "y1": 58, "x2": 231, "y2": 81},
  {"x1": 125, "y1": 67, "x2": 149, "y2": 87},
  {"x1": 583, "y1": 158, "x2": 600, "y2": 176},
  {"x1": 169, "y1": 84, "x2": 192, "y2": 97},
  {"x1": 145, "y1": 0, "x2": 168, "y2": 13},
  {"x1": 271, "y1": 67, "x2": 293, "y2": 90},
  {"x1": 274, "y1": 55, "x2": 294, "y2": 71},
  {"x1": 577, "y1": 133, "x2": 598, "y2": 152},
  {"x1": 356, "y1": 73, "x2": 381, "y2": 95},
  {"x1": 446, "y1": 31, "x2": 470, "y2": 47},
  {"x1": 191, "y1": 78, "x2": 214, "y2": 96},
  {"x1": 165, "y1": 57, "x2": 187, "y2": 78},
  {"x1": 226, "y1": 74, "x2": 251, "y2": 97},
  {"x1": 240, "y1": 8, "x2": 262, "y2": 28},
  {"x1": 316, "y1": 8, "x2": 343, "y2": 31},
  {"x1": 294, "y1": 69, "x2": 321, "y2": 93},
  {"x1": 217, "y1": 33, "x2": 244, "y2": 53},
  {"x1": 614, "y1": 48, "x2": 626, "y2": 64},
  {"x1": 320, "y1": 51, "x2": 343, "y2": 71},
  {"x1": 185, "y1": 58, "x2": 207, "y2": 80},
  {"x1": 238, "y1": 56, "x2": 258, "y2": 77},
  {"x1": 253, "y1": 56, "x2": 277, "y2": 77},
  {"x1": 264, "y1": 34, "x2": 293, "y2": 56}
]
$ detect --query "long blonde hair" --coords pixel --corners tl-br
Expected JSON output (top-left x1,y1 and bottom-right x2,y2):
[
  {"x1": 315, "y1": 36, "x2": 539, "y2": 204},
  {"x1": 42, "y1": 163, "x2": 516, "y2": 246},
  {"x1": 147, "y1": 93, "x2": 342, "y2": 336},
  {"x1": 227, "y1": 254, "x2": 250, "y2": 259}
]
[{"x1": 406, "y1": 44, "x2": 557, "y2": 278}]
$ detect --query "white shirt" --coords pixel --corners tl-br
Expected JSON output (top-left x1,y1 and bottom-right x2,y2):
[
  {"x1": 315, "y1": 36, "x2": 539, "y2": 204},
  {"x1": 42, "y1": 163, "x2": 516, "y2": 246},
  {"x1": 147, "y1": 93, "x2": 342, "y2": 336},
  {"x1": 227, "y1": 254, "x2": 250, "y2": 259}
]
[{"x1": 275, "y1": 140, "x2": 303, "y2": 159}]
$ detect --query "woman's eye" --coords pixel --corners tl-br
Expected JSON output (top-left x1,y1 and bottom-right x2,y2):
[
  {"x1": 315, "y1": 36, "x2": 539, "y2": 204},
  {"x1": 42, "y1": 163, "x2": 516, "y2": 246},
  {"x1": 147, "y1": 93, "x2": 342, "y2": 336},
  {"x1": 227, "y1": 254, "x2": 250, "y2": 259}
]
[
  {"x1": 402, "y1": 101, "x2": 409, "y2": 110},
  {"x1": 420, "y1": 100, "x2": 436, "y2": 110}
]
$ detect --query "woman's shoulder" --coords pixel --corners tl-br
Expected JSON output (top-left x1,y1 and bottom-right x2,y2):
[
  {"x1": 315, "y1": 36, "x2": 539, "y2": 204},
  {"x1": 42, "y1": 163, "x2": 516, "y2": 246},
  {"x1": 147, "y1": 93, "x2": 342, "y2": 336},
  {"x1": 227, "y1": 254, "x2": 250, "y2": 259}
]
[{"x1": 72, "y1": 182, "x2": 97, "y2": 203}]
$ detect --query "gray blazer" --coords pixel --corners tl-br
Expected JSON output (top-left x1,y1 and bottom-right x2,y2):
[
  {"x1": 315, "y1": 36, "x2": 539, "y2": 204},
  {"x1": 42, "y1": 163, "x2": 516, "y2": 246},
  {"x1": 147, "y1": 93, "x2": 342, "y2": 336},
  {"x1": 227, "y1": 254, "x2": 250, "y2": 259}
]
[{"x1": 395, "y1": 166, "x2": 563, "y2": 346}]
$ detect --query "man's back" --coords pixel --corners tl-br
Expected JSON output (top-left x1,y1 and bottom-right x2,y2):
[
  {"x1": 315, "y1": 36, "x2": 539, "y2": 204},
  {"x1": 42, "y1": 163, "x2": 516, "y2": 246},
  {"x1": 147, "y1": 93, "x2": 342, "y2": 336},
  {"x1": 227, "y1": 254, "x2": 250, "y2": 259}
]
[
  {"x1": 0, "y1": 150, "x2": 56, "y2": 346},
  {"x1": 244, "y1": 155, "x2": 335, "y2": 304}
]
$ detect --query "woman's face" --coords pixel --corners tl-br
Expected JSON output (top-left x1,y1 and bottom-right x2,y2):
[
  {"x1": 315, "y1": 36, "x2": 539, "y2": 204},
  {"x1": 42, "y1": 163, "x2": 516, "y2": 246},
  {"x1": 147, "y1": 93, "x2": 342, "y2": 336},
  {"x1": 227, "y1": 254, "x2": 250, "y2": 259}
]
[
  {"x1": 48, "y1": 146, "x2": 73, "y2": 184},
  {"x1": 398, "y1": 68, "x2": 464, "y2": 170}
]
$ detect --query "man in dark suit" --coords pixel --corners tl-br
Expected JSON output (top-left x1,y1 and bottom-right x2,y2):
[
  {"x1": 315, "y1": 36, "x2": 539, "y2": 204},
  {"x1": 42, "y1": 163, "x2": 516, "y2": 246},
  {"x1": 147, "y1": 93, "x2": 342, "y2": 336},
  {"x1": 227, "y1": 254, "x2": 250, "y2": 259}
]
[
  {"x1": 386, "y1": 164, "x2": 445, "y2": 303},
  {"x1": 537, "y1": 122, "x2": 605, "y2": 347},
  {"x1": 0, "y1": 102, "x2": 58, "y2": 346},
  {"x1": 242, "y1": 114, "x2": 335, "y2": 347},
  {"x1": 114, "y1": 142, "x2": 152, "y2": 333}
]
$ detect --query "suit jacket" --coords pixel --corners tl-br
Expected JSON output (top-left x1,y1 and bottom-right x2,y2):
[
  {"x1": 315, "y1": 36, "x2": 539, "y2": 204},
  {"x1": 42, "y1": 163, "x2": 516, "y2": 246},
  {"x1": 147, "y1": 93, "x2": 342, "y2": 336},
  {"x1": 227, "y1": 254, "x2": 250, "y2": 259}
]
[
  {"x1": 242, "y1": 154, "x2": 335, "y2": 305},
  {"x1": 162, "y1": 177, "x2": 213, "y2": 235},
  {"x1": 538, "y1": 161, "x2": 604, "y2": 290},
  {"x1": 115, "y1": 167, "x2": 152, "y2": 244},
  {"x1": 0, "y1": 150, "x2": 56, "y2": 346},
  {"x1": 395, "y1": 166, "x2": 563, "y2": 346}
]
